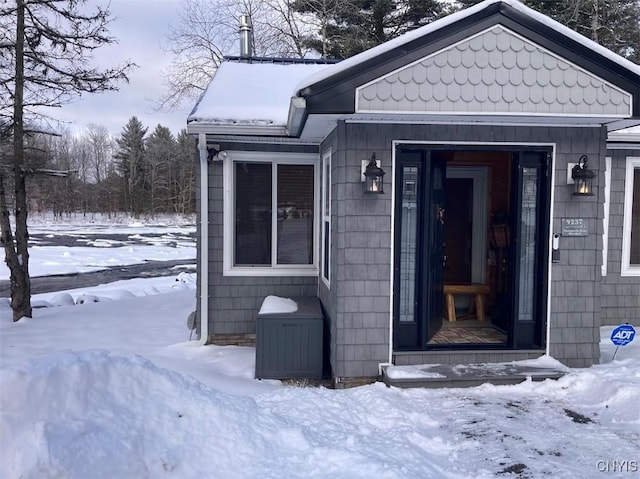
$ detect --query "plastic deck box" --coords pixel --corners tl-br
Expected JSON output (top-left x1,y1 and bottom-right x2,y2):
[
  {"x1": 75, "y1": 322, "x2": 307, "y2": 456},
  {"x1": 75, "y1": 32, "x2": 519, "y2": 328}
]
[{"x1": 255, "y1": 296, "x2": 324, "y2": 380}]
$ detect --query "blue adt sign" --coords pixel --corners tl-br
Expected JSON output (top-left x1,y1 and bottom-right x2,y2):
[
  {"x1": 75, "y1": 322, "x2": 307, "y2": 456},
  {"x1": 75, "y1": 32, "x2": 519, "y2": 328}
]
[{"x1": 610, "y1": 324, "x2": 636, "y2": 347}]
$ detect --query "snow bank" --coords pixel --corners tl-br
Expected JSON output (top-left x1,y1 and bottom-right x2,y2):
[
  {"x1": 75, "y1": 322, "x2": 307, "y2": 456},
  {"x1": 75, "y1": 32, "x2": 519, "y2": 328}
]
[
  {"x1": 0, "y1": 351, "x2": 470, "y2": 479},
  {"x1": 0, "y1": 351, "x2": 261, "y2": 478}
]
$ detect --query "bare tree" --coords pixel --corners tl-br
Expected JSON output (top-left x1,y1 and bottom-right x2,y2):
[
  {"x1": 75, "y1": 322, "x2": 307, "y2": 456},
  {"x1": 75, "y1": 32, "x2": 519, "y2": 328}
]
[
  {"x1": 84, "y1": 124, "x2": 113, "y2": 185},
  {"x1": 159, "y1": 0, "x2": 314, "y2": 110},
  {"x1": 0, "y1": 0, "x2": 134, "y2": 321},
  {"x1": 159, "y1": 0, "x2": 234, "y2": 110},
  {"x1": 174, "y1": 130, "x2": 196, "y2": 214}
]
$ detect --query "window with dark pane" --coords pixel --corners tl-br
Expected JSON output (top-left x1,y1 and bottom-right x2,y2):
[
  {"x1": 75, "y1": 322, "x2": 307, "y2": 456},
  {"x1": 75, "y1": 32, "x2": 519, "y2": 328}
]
[
  {"x1": 323, "y1": 220, "x2": 330, "y2": 278},
  {"x1": 235, "y1": 162, "x2": 272, "y2": 265},
  {"x1": 277, "y1": 164, "x2": 314, "y2": 264}
]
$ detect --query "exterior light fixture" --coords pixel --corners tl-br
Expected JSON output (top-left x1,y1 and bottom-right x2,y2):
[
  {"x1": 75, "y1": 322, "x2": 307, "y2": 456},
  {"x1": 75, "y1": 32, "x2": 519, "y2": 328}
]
[
  {"x1": 362, "y1": 153, "x2": 385, "y2": 194},
  {"x1": 570, "y1": 155, "x2": 595, "y2": 196},
  {"x1": 207, "y1": 144, "x2": 228, "y2": 162}
]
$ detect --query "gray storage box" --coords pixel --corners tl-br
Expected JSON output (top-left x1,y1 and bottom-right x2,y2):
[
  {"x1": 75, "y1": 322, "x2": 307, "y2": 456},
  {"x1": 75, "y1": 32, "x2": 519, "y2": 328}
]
[{"x1": 255, "y1": 296, "x2": 324, "y2": 380}]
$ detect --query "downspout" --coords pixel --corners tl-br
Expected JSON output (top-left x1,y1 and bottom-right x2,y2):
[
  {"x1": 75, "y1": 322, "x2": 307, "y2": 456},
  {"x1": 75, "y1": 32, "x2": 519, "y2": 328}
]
[
  {"x1": 379, "y1": 144, "x2": 397, "y2": 376},
  {"x1": 198, "y1": 133, "x2": 209, "y2": 344}
]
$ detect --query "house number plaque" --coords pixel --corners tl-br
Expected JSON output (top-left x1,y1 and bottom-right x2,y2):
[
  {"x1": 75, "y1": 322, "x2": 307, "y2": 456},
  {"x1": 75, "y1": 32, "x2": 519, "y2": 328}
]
[{"x1": 561, "y1": 218, "x2": 588, "y2": 236}]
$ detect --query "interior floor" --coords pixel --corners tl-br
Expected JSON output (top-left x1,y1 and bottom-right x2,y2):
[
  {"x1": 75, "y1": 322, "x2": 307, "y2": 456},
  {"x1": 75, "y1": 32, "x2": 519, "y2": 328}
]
[{"x1": 427, "y1": 316, "x2": 507, "y2": 345}]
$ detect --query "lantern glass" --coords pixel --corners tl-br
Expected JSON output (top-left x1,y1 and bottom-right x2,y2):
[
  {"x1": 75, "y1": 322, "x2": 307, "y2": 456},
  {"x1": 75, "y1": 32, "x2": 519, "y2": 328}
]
[
  {"x1": 574, "y1": 178, "x2": 592, "y2": 196},
  {"x1": 571, "y1": 156, "x2": 595, "y2": 196},
  {"x1": 363, "y1": 156, "x2": 385, "y2": 194},
  {"x1": 366, "y1": 174, "x2": 383, "y2": 193}
]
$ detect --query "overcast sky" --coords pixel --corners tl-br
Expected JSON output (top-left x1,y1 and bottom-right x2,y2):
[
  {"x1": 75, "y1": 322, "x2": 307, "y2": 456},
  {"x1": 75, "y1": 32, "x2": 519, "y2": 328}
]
[{"x1": 55, "y1": 0, "x2": 191, "y2": 136}]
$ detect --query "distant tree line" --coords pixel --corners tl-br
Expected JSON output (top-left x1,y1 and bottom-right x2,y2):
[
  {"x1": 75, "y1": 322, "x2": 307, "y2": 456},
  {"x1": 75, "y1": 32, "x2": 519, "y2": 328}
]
[{"x1": 26, "y1": 118, "x2": 196, "y2": 218}]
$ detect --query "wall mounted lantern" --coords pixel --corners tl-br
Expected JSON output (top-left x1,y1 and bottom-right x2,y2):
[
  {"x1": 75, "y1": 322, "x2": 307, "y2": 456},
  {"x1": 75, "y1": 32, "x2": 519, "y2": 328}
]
[
  {"x1": 570, "y1": 155, "x2": 595, "y2": 196},
  {"x1": 362, "y1": 153, "x2": 385, "y2": 194}
]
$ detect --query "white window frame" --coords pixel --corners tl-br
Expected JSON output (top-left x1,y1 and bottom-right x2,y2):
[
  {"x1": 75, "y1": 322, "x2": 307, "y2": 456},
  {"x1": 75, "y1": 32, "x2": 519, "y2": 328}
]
[
  {"x1": 321, "y1": 149, "x2": 331, "y2": 288},
  {"x1": 602, "y1": 157, "x2": 611, "y2": 277},
  {"x1": 621, "y1": 156, "x2": 640, "y2": 276},
  {"x1": 223, "y1": 151, "x2": 319, "y2": 276}
]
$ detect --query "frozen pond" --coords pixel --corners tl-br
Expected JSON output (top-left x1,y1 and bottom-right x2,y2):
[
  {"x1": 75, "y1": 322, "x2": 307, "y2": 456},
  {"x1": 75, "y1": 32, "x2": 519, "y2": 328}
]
[{"x1": 0, "y1": 216, "x2": 196, "y2": 295}]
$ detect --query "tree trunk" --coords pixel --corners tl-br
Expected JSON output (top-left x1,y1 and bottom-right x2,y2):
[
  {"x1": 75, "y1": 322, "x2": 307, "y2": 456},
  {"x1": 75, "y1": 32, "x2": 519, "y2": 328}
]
[
  {"x1": 590, "y1": 0, "x2": 599, "y2": 43},
  {"x1": 6, "y1": 0, "x2": 32, "y2": 321}
]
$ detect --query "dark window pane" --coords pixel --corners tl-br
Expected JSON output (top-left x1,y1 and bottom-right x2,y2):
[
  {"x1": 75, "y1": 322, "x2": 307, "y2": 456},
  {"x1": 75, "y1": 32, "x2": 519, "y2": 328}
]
[
  {"x1": 399, "y1": 166, "x2": 419, "y2": 323},
  {"x1": 323, "y1": 220, "x2": 330, "y2": 279},
  {"x1": 235, "y1": 162, "x2": 272, "y2": 265},
  {"x1": 518, "y1": 167, "x2": 538, "y2": 321},
  {"x1": 631, "y1": 168, "x2": 640, "y2": 265},
  {"x1": 277, "y1": 164, "x2": 314, "y2": 264}
]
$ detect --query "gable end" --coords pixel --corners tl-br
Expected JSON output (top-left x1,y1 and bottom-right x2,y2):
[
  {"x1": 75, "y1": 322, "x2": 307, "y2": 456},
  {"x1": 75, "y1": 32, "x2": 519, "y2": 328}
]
[{"x1": 355, "y1": 26, "x2": 632, "y2": 117}]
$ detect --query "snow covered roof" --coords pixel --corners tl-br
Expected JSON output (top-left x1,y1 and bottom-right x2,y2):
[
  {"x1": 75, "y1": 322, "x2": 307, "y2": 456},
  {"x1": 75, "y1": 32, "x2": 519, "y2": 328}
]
[
  {"x1": 187, "y1": 60, "x2": 332, "y2": 132},
  {"x1": 295, "y1": 0, "x2": 640, "y2": 94}
]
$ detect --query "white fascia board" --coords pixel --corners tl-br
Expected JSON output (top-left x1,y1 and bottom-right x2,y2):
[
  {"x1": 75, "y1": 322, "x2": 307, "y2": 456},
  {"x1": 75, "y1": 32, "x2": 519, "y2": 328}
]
[
  {"x1": 607, "y1": 120, "x2": 640, "y2": 134},
  {"x1": 343, "y1": 114, "x2": 619, "y2": 128},
  {"x1": 287, "y1": 96, "x2": 307, "y2": 137},
  {"x1": 186, "y1": 123, "x2": 288, "y2": 136}
]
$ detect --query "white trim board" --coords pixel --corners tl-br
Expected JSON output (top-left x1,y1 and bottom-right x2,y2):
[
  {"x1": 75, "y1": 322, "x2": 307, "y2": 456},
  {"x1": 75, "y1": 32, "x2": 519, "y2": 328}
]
[
  {"x1": 602, "y1": 157, "x2": 611, "y2": 277},
  {"x1": 621, "y1": 156, "x2": 640, "y2": 276},
  {"x1": 320, "y1": 148, "x2": 332, "y2": 289}
]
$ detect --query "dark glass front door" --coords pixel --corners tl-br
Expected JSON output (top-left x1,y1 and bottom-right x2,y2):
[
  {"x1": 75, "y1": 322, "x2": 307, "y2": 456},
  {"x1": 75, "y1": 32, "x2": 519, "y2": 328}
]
[
  {"x1": 511, "y1": 151, "x2": 550, "y2": 348},
  {"x1": 393, "y1": 146, "x2": 550, "y2": 351},
  {"x1": 393, "y1": 149, "x2": 446, "y2": 350}
]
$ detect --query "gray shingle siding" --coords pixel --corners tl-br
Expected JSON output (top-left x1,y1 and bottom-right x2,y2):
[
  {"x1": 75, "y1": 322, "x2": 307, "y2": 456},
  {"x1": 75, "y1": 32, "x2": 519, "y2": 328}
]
[
  {"x1": 327, "y1": 122, "x2": 604, "y2": 377},
  {"x1": 196, "y1": 124, "x2": 619, "y2": 378},
  {"x1": 601, "y1": 147, "x2": 640, "y2": 327}
]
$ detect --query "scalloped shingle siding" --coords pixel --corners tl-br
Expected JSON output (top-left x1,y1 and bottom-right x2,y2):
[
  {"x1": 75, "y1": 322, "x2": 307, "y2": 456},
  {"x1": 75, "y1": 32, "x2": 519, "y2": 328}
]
[{"x1": 356, "y1": 26, "x2": 631, "y2": 116}]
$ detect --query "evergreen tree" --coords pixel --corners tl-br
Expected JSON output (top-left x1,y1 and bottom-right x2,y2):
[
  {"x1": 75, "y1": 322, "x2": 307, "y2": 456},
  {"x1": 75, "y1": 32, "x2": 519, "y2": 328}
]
[
  {"x1": 292, "y1": 0, "x2": 450, "y2": 58},
  {"x1": 457, "y1": 0, "x2": 640, "y2": 62},
  {"x1": 114, "y1": 117, "x2": 148, "y2": 215},
  {"x1": 146, "y1": 125, "x2": 176, "y2": 212}
]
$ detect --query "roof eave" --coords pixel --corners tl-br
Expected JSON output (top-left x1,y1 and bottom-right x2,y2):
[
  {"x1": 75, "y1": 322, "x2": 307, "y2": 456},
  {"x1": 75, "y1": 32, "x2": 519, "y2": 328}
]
[
  {"x1": 186, "y1": 122, "x2": 288, "y2": 137},
  {"x1": 606, "y1": 118, "x2": 640, "y2": 133}
]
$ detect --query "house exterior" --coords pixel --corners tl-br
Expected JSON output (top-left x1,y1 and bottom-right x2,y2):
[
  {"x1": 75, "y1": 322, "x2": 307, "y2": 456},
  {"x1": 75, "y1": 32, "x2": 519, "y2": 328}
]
[{"x1": 186, "y1": 0, "x2": 640, "y2": 386}]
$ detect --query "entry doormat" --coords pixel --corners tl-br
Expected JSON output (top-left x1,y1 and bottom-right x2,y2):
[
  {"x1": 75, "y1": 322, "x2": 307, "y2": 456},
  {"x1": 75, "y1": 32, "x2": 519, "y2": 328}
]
[{"x1": 428, "y1": 327, "x2": 507, "y2": 345}]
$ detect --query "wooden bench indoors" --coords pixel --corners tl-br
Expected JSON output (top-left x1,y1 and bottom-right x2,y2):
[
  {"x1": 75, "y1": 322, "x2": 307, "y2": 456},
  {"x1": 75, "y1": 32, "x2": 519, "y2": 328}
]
[{"x1": 443, "y1": 284, "x2": 490, "y2": 322}]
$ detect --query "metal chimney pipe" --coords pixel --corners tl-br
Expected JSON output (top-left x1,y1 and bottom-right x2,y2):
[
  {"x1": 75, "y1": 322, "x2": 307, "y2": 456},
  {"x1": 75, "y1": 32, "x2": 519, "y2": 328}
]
[{"x1": 239, "y1": 14, "x2": 252, "y2": 58}]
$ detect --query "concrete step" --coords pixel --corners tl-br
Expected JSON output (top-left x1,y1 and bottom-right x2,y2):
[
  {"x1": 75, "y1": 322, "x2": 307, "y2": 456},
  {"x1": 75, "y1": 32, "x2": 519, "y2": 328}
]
[{"x1": 383, "y1": 361, "x2": 567, "y2": 389}]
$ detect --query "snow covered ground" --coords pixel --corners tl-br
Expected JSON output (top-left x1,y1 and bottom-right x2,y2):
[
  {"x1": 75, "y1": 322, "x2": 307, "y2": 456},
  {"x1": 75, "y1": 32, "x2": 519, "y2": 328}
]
[
  {"x1": 1, "y1": 217, "x2": 639, "y2": 478},
  {"x1": 0, "y1": 213, "x2": 196, "y2": 277}
]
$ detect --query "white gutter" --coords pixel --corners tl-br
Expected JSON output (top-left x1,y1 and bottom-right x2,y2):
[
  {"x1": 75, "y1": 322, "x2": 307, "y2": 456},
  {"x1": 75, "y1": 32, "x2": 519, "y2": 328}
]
[{"x1": 197, "y1": 133, "x2": 209, "y2": 344}]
